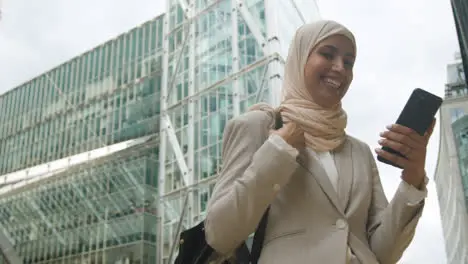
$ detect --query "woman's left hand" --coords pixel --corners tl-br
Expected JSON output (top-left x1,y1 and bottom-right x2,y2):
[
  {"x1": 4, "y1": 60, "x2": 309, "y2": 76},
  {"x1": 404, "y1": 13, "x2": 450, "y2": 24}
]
[{"x1": 375, "y1": 119, "x2": 436, "y2": 189}]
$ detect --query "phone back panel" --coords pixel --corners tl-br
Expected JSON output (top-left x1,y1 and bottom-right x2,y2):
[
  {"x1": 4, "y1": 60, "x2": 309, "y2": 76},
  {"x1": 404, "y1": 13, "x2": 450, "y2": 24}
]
[
  {"x1": 377, "y1": 88, "x2": 443, "y2": 168},
  {"x1": 396, "y1": 88, "x2": 443, "y2": 135}
]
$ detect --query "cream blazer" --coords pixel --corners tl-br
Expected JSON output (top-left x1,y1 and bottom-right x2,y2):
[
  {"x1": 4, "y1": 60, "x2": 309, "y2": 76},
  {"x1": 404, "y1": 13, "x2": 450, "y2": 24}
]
[{"x1": 205, "y1": 110, "x2": 425, "y2": 264}]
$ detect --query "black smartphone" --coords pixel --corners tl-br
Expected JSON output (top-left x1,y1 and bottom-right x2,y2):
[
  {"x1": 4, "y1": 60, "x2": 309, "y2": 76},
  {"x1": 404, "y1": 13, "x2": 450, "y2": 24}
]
[{"x1": 377, "y1": 88, "x2": 443, "y2": 168}]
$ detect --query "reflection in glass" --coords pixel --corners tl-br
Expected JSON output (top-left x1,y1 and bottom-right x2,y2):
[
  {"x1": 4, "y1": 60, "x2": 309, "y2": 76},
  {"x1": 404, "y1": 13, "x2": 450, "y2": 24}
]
[{"x1": 452, "y1": 116, "x2": 468, "y2": 212}]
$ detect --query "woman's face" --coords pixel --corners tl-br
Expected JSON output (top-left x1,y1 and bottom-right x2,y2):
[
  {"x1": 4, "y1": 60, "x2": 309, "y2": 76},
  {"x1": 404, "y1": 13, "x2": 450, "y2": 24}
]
[{"x1": 304, "y1": 34, "x2": 355, "y2": 108}]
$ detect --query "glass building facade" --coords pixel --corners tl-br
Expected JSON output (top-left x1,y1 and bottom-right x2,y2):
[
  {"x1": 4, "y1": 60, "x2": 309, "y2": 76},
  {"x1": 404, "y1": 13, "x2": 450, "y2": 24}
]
[
  {"x1": 435, "y1": 55, "x2": 468, "y2": 263},
  {"x1": 0, "y1": 0, "x2": 318, "y2": 263}
]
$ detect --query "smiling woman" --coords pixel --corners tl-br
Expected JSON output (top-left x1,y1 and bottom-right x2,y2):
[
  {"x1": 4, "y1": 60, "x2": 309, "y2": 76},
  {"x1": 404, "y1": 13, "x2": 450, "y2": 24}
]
[{"x1": 204, "y1": 20, "x2": 434, "y2": 264}]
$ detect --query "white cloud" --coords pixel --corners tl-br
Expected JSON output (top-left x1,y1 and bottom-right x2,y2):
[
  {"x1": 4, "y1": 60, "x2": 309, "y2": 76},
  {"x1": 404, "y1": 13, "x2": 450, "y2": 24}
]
[
  {"x1": 0, "y1": 0, "x2": 458, "y2": 263},
  {"x1": 0, "y1": 0, "x2": 165, "y2": 91}
]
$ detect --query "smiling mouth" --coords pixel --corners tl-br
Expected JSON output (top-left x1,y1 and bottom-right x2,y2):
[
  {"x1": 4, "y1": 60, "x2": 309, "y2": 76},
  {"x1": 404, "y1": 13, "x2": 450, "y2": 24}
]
[{"x1": 322, "y1": 77, "x2": 342, "y2": 90}]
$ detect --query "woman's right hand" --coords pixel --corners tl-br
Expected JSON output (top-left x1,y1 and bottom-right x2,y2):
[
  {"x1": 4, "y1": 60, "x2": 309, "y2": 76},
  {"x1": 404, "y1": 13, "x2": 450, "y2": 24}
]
[{"x1": 271, "y1": 122, "x2": 305, "y2": 149}]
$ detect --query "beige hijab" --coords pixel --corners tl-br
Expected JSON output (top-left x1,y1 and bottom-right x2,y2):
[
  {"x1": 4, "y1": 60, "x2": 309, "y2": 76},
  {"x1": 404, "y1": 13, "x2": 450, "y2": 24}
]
[{"x1": 250, "y1": 20, "x2": 356, "y2": 152}]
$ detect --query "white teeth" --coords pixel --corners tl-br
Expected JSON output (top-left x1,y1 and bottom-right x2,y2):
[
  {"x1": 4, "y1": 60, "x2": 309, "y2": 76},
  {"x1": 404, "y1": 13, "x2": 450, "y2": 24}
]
[{"x1": 323, "y1": 78, "x2": 341, "y2": 89}]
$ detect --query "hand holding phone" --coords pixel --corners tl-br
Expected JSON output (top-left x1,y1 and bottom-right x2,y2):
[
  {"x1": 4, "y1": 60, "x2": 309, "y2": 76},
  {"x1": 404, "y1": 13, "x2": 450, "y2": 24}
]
[{"x1": 377, "y1": 88, "x2": 442, "y2": 169}]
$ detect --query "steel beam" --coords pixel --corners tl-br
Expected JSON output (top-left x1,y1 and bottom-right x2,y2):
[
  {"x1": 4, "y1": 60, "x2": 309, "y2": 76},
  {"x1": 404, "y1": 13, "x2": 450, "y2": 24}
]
[
  {"x1": 0, "y1": 220, "x2": 22, "y2": 264},
  {"x1": 288, "y1": 0, "x2": 306, "y2": 24},
  {"x1": 161, "y1": 115, "x2": 190, "y2": 186},
  {"x1": 27, "y1": 198, "x2": 66, "y2": 245},
  {"x1": 71, "y1": 181, "x2": 122, "y2": 244},
  {"x1": 177, "y1": 0, "x2": 192, "y2": 18},
  {"x1": 235, "y1": 0, "x2": 268, "y2": 54},
  {"x1": 167, "y1": 192, "x2": 190, "y2": 263},
  {"x1": 231, "y1": 0, "x2": 241, "y2": 116},
  {"x1": 166, "y1": 24, "x2": 191, "y2": 102},
  {"x1": 254, "y1": 62, "x2": 271, "y2": 103},
  {"x1": 0, "y1": 227, "x2": 22, "y2": 264},
  {"x1": 264, "y1": 0, "x2": 284, "y2": 106}
]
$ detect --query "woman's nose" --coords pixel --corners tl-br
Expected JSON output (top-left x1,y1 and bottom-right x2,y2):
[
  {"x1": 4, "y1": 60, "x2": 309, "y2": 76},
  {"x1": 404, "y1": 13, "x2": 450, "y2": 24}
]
[{"x1": 331, "y1": 59, "x2": 346, "y2": 73}]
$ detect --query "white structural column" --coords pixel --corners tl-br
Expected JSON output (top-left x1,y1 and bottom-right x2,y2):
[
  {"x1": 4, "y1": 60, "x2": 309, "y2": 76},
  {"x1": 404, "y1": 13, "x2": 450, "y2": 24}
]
[
  {"x1": 157, "y1": 4, "x2": 171, "y2": 262},
  {"x1": 158, "y1": 1, "x2": 194, "y2": 262},
  {"x1": 186, "y1": 0, "x2": 196, "y2": 229},
  {"x1": 264, "y1": 0, "x2": 284, "y2": 106},
  {"x1": 231, "y1": 0, "x2": 241, "y2": 116}
]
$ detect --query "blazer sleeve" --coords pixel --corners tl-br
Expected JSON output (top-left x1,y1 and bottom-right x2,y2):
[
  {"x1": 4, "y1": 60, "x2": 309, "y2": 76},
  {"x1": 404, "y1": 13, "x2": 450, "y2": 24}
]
[
  {"x1": 204, "y1": 112, "x2": 299, "y2": 255},
  {"x1": 366, "y1": 147, "x2": 425, "y2": 264}
]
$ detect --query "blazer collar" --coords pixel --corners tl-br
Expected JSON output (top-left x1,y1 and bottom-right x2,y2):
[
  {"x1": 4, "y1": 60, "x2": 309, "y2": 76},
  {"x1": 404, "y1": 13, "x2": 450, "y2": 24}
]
[{"x1": 297, "y1": 138, "x2": 354, "y2": 214}]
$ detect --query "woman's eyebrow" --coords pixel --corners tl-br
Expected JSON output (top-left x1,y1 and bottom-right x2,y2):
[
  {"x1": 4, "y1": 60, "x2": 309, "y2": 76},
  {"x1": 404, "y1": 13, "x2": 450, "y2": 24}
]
[
  {"x1": 321, "y1": 45, "x2": 337, "y2": 51},
  {"x1": 321, "y1": 45, "x2": 355, "y2": 58}
]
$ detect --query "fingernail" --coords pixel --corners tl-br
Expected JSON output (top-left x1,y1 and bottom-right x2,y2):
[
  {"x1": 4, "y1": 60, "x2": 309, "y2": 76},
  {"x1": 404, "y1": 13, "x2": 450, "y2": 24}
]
[
  {"x1": 386, "y1": 125, "x2": 393, "y2": 129},
  {"x1": 379, "y1": 132, "x2": 384, "y2": 136},
  {"x1": 378, "y1": 139, "x2": 384, "y2": 144},
  {"x1": 375, "y1": 148, "x2": 382, "y2": 153}
]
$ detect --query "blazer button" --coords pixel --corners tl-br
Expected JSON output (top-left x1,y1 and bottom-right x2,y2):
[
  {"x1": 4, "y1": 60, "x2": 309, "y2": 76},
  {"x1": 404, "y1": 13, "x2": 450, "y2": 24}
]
[
  {"x1": 336, "y1": 219, "x2": 347, "y2": 229},
  {"x1": 273, "y1": 184, "x2": 281, "y2": 192}
]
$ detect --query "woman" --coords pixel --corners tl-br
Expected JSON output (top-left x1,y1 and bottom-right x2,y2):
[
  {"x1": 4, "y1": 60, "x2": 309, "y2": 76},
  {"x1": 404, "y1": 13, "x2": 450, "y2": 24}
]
[{"x1": 204, "y1": 20, "x2": 434, "y2": 264}]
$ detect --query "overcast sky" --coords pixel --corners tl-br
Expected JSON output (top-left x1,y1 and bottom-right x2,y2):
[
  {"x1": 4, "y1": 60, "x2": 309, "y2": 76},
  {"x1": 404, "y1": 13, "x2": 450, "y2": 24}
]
[{"x1": 0, "y1": 0, "x2": 461, "y2": 263}]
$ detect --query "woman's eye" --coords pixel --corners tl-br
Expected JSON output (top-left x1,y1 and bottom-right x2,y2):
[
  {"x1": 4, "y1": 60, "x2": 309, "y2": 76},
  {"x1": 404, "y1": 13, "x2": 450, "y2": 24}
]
[
  {"x1": 320, "y1": 52, "x2": 333, "y2": 60},
  {"x1": 344, "y1": 60, "x2": 354, "y2": 67}
]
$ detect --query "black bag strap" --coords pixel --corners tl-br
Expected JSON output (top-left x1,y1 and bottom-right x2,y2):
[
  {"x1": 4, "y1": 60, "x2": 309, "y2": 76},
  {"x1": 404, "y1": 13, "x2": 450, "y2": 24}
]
[
  {"x1": 249, "y1": 207, "x2": 270, "y2": 264},
  {"x1": 249, "y1": 111, "x2": 283, "y2": 264}
]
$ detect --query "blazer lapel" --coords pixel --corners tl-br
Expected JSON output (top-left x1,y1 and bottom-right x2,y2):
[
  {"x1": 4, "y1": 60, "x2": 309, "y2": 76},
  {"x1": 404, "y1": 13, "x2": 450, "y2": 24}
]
[
  {"x1": 334, "y1": 139, "x2": 354, "y2": 213},
  {"x1": 297, "y1": 151, "x2": 344, "y2": 214}
]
